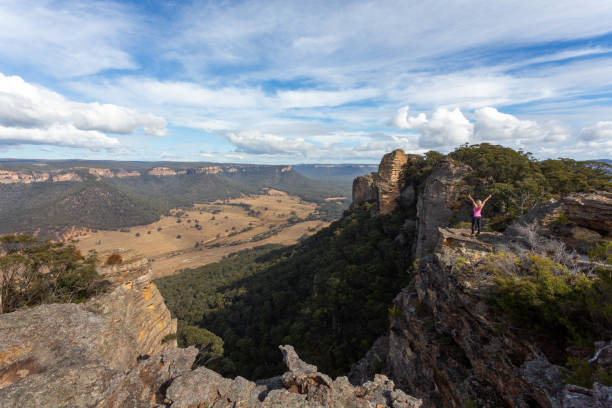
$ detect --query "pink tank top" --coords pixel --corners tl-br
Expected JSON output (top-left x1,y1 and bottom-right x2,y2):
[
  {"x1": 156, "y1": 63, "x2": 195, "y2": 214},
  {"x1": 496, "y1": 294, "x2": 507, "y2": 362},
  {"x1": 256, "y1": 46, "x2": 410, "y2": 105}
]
[{"x1": 473, "y1": 206, "x2": 482, "y2": 217}]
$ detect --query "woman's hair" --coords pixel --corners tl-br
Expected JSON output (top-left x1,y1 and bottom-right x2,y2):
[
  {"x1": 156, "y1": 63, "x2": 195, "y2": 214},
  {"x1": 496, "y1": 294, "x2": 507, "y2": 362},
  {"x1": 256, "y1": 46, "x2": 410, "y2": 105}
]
[{"x1": 476, "y1": 200, "x2": 483, "y2": 207}]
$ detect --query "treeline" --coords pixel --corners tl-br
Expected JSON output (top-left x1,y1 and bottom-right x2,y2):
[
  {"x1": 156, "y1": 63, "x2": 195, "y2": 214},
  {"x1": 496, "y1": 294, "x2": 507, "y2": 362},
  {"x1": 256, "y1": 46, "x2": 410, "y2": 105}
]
[
  {"x1": 155, "y1": 204, "x2": 411, "y2": 379},
  {"x1": 409, "y1": 144, "x2": 611, "y2": 230},
  {"x1": 0, "y1": 234, "x2": 106, "y2": 314}
]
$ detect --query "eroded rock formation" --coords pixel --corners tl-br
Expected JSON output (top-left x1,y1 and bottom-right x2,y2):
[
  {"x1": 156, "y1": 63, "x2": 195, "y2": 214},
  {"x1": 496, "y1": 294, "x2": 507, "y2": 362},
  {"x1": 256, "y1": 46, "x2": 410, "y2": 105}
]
[
  {"x1": 0, "y1": 256, "x2": 422, "y2": 407},
  {"x1": 352, "y1": 149, "x2": 420, "y2": 215},
  {"x1": 165, "y1": 345, "x2": 422, "y2": 408},
  {"x1": 0, "y1": 260, "x2": 180, "y2": 407},
  {"x1": 413, "y1": 158, "x2": 471, "y2": 258}
]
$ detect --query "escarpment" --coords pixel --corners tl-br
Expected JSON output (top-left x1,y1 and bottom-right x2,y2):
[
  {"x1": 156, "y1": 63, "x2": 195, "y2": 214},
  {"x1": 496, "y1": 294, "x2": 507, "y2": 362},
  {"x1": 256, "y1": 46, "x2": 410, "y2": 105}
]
[
  {"x1": 0, "y1": 254, "x2": 422, "y2": 407},
  {"x1": 349, "y1": 150, "x2": 612, "y2": 407}
]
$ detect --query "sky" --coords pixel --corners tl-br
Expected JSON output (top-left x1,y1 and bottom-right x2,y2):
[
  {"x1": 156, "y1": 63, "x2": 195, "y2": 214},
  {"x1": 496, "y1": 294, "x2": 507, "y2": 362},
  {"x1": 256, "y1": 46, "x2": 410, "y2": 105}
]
[{"x1": 0, "y1": 0, "x2": 611, "y2": 164}]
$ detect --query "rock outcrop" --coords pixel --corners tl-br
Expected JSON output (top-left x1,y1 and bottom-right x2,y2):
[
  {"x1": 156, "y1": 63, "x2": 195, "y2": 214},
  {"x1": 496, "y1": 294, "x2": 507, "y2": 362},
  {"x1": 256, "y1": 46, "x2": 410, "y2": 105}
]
[
  {"x1": 414, "y1": 158, "x2": 471, "y2": 258},
  {"x1": 166, "y1": 345, "x2": 422, "y2": 408},
  {"x1": 0, "y1": 256, "x2": 423, "y2": 407},
  {"x1": 352, "y1": 149, "x2": 420, "y2": 215},
  {"x1": 0, "y1": 259, "x2": 181, "y2": 407},
  {"x1": 561, "y1": 191, "x2": 612, "y2": 232},
  {"x1": 353, "y1": 217, "x2": 612, "y2": 407}
]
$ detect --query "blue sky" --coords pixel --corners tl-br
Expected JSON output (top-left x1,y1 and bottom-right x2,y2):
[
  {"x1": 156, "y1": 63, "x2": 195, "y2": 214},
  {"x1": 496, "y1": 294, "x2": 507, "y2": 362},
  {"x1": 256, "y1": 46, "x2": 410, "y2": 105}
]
[{"x1": 0, "y1": 0, "x2": 611, "y2": 163}]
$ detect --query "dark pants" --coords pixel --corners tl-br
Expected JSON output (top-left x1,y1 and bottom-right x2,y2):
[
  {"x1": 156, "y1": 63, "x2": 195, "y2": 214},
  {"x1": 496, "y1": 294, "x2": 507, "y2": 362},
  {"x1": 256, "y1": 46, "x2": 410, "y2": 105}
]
[{"x1": 472, "y1": 216, "x2": 482, "y2": 234}]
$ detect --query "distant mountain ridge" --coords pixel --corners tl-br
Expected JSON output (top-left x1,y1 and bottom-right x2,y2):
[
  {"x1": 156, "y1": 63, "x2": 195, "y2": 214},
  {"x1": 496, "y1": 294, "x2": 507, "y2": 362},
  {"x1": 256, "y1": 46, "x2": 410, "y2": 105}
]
[
  {"x1": 0, "y1": 160, "x2": 347, "y2": 236},
  {"x1": 293, "y1": 163, "x2": 378, "y2": 183}
]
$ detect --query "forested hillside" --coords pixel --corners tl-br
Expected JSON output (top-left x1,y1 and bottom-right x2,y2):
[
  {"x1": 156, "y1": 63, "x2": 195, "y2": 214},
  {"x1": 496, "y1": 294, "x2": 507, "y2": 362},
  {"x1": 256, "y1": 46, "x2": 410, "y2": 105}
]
[
  {"x1": 0, "y1": 162, "x2": 345, "y2": 236},
  {"x1": 156, "y1": 144, "x2": 611, "y2": 384},
  {"x1": 155, "y1": 204, "x2": 411, "y2": 379}
]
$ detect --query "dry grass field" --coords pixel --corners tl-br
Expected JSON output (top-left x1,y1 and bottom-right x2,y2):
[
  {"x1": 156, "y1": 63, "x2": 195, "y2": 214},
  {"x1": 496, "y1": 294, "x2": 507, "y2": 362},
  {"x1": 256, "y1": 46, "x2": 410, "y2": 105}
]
[{"x1": 76, "y1": 189, "x2": 331, "y2": 277}]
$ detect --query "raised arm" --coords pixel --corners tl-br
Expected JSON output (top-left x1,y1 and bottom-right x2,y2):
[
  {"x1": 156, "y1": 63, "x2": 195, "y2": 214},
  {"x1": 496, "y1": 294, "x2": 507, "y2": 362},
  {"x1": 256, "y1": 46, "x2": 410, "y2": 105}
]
[
  {"x1": 481, "y1": 194, "x2": 492, "y2": 208},
  {"x1": 468, "y1": 193, "x2": 477, "y2": 207}
]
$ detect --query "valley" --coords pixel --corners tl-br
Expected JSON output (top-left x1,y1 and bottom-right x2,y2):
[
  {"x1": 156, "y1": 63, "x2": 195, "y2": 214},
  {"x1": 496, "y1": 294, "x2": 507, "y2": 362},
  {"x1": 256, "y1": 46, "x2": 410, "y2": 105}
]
[{"x1": 76, "y1": 189, "x2": 333, "y2": 278}]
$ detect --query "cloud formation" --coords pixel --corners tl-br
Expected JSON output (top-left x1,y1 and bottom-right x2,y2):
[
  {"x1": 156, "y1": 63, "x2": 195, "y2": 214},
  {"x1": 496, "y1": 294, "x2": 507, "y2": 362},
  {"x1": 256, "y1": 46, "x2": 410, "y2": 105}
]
[
  {"x1": 0, "y1": 0, "x2": 136, "y2": 77},
  {"x1": 226, "y1": 130, "x2": 313, "y2": 155},
  {"x1": 580, "y1": 121, "x2": 612, "y2": 141},
  {"x1": 392, "y1": 106, "x2": 473, "y2": 148},
  {"x1": 0, "y1": 73, "x2": 166, "y2": 148},
  {"x1": 391, "y1": 106, "x2": 571, "y2": 150},
  {"x1": 473, "y1": 107, "x2": 569, "y2": 144}
]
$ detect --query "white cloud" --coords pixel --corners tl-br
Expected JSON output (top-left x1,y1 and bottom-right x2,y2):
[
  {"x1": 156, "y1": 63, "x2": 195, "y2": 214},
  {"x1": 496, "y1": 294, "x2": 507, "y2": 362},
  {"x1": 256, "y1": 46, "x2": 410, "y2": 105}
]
[
  {"x1": 226, "y1": 130, "x2": 313, "y2": 155},
  {"x1": 0, "y1": 124, "x2": 119, "y2": 148},
  {"x1": 580, "y1": 121, "x2": 612, "y2": 141},
  {"x1": 391, "y1": 106, "x2": 571, "y2": 150},
  {"x1": 0, "y1": 0, "x2": 136, "y2": 77},
  {"x1": 277, "y1": 88, "x2": 379, "y2": 108},
  {"x1": 474, "y1": 107, "x2": 569, "y2": 143},
  {"x1": 0, "y1": 72, "x2": 166, "y2": 148},
  {"x1": 392, "y1": 106, "x2": 473, "y2": 148}
]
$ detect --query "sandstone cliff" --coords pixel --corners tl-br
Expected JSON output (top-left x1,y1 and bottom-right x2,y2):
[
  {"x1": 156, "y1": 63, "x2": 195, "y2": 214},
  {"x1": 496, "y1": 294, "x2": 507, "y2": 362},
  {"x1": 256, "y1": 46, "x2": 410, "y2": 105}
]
[
  {"x1": 0, "y1": 256, "x2": 422, "y2": 407},
  {"x1": 352, "y1": 149, "x2": 421, "y2": 215},
  {"x1": 0, "y1": 259, "x2": 180, "y2": 407},
  {"x1": 349, "y1": 153, "x2": 612, "y2": 407}
]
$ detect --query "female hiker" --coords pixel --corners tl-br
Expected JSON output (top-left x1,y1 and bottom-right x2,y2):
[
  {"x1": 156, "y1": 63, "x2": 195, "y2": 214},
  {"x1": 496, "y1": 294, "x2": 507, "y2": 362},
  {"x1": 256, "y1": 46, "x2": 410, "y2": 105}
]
[{"x1": 468, "y1": 193, "x2": 491, "y2": 236}]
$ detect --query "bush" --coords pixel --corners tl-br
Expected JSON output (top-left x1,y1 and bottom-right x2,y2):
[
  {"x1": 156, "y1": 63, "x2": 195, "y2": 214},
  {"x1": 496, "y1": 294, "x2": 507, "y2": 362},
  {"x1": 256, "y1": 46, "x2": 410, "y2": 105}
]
[
  {"x1": 488, "y1": 254, "x2": 612, "y2": 350},
  {"x1": 106, "y1": 253, "x2": 123, "y2": 265},
  {"x1": 177, "y1": 325, "x2": 224, "y2": 365},
  {"x1": 1, "y1": 235, "x2": 104, "y2": 314}
]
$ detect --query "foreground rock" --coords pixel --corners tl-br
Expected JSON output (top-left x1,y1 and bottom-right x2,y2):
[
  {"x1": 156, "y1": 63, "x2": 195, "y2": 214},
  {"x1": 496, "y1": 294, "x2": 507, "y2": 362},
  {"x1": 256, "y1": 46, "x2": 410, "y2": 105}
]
[
  {"x1": 0, "y1": 263, "x2": 185, "y2": 407},
  {"x1": 166, "y1": 345, "x2": 422, "y2": 408},
  {"x1": 0, "y1": 257, "x2": 421, "y2": 407},
  {"x1": 351, "y1": 226, "x2": 612, "y2": 408}
]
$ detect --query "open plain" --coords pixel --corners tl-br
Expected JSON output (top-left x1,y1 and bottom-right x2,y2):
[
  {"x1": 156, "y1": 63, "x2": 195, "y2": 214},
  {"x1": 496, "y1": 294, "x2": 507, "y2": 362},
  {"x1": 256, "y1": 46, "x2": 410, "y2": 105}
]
[{"x1": 75, "y1": 189, "x2": 333, "y2": 277}]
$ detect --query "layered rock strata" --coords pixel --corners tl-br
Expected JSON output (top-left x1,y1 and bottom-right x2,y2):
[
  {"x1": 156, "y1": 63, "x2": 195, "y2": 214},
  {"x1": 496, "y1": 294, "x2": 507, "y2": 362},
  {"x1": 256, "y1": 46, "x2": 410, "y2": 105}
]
[
  {"x1": 0, "y1": 258, "x2": 422, "y2": 407},
  {"x1": 0, "y1": 260, "x2": 179, "y2": 406},
  {"x1": 352, "y1": 149, "x2": 418, "y2": 215}
]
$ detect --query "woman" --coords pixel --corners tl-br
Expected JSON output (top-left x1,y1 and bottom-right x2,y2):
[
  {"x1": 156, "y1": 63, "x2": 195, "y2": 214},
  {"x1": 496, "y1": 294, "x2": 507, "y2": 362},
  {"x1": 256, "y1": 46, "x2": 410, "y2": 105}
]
[{"x1": 468, "y1": 193, "x2": 491, "y2": 236}]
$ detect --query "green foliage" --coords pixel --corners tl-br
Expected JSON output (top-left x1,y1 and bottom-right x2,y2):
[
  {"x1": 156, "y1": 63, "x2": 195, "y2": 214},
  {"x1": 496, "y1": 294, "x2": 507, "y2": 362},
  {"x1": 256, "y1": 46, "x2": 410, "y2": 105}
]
[
  {"x1": 156, "y1": 205, "x2": 411, "y2": 379},
  {"x1": 161, "y1": 333, "x2": 177, "y2": 344},
  {"x1": 0, "y1": 234, "x2": 106, "y2": 314},
  {"x1": 562, "y1": 357, "x2": 612, "y2": 388},
  {"x1": 589, "y1": 241, "x2": 612, "y2": 264},
  {"x1": 488, "y1": 254, "x2": 612, "y2": 351},
  {"x1": 177, "y1": 325, "x2": 224, "y2": 365},
  {"x1": 552, "y1": 212, "x2": 571, "y2": 225},
  {"x1": 446, "y1": 143, "x2": 611, "y2": 230},
  {"x1": 401, "y1": 150, "x2": 445, "y2": 188}
]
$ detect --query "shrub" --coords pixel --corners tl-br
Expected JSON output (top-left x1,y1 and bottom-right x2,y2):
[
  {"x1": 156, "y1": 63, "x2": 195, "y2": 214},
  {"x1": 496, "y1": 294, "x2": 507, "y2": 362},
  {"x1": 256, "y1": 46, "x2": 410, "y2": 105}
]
[
  {"x1": 488, "y1": 254, "x2": 612, "y2": 350},
  {"x1": 106, "y1": 253, "x2": 123, "y2": 265}
]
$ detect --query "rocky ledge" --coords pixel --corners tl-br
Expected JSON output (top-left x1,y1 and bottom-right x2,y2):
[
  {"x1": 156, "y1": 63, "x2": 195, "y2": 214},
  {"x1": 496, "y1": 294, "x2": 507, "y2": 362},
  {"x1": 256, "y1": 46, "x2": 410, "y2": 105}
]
[
  {"x1": 0, "y1": 258, "x2": 421, "y2": 407},
  {"x1": 165, "y1": 345, "x2": 421, "y2": 408}
]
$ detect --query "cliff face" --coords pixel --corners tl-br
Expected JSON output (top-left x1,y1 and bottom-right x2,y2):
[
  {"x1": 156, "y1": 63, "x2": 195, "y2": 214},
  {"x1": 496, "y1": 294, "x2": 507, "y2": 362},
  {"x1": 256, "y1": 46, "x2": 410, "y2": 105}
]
[
  {"x1": 349, "y1": 154, "x2": 612, "y2": 408},
  {"x1": 0, "y1": 256, "x2": 423, "y2": 407},
  {"x1": 352, "y1": 149, "x2": 420, "y2": 215},
  {"x1": 0, "y1": 259, "x2": 181, "y2": 407},
  {"x1": 414, "y1": 158, "x2": 471, "y2": 258}
]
